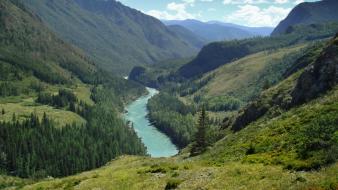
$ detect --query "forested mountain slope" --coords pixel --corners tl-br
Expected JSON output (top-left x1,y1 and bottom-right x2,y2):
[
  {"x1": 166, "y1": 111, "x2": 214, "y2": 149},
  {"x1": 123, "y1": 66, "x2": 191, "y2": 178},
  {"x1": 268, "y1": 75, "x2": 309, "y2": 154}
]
[
  {"x1": 0, "y1": 0, "x2": 147, "y2": 179},
  {"x1": 272, "y1": 0, "x2": 338, "y2": 35},
  {"x1": 18, "y1": 0, "x2": 198, "y2": 75},
  {"x1": 0, "y1": 0, "x2": 97, "y2": 84}
]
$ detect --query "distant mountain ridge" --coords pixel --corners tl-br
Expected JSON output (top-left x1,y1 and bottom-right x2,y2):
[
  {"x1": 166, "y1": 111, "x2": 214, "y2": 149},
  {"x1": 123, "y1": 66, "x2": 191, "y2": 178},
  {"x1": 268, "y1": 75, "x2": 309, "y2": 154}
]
[
  {"x1": 272, "y1": 0, "x2": 338, "y2": 35},
  {"x1": 19, "y1": 0, "x2": 199, "y2": 75},
  {"x1": 162, "y1": 19, "x2": 273, "y2": 42},
  {"x1": 206, "y1": 21, "x2": 273, "y2": 36}
]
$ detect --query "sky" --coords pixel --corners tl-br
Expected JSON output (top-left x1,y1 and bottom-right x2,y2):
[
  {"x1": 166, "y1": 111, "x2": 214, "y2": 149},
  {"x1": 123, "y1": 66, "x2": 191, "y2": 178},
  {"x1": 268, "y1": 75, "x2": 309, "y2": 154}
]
[{"x1": 118, "y1": 0, "x2": 319, "y2": 27}]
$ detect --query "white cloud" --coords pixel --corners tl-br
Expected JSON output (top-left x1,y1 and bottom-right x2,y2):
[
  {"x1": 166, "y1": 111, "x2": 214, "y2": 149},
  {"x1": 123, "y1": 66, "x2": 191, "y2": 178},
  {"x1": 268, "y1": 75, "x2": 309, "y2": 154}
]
[
  {"x1": 224, "y1": 5, "x2": 291, "y2": 27},
  {"x1": 275, "y1": 0, "x2": 288, "y2": 4},
  {"x1": 146, "y1": 2, "x2": 196, "y2": 20}
]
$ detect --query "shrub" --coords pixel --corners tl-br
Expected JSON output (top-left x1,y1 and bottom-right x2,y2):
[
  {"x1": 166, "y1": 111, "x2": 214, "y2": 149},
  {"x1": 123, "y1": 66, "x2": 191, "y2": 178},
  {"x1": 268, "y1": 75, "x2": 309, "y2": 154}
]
[{"x1": 165, "y1": 179, "x2": 182, "y2": 190}]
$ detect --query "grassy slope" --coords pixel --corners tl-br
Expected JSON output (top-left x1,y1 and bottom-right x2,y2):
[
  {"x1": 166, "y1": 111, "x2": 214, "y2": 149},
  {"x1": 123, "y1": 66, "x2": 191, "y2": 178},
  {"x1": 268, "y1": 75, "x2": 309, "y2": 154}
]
[
  {"x1": 189, "y1": 44, "x2": 307, "y2": 101},
  {"x1": 9, "y1": 157, "x2": 337, "y2": 189},
  {"x1": 178, "y1": 43, "x2": 310, "y2": 120},
  {"x1": 205, "y1": 46, "x2": 304, "y2": 98}
]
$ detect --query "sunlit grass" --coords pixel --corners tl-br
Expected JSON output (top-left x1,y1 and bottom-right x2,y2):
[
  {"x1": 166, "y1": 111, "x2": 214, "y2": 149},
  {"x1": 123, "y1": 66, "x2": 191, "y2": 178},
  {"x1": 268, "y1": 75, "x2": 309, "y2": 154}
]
[
  {"x1": 0, "y1": 97, "x2": 86, "y2": 127},
  {"x1": 13, "y1": 155, "x2": 336, "y2": 190},
  {"x1": 189, "y1": 44, "x2": 308, "y2": 101}
]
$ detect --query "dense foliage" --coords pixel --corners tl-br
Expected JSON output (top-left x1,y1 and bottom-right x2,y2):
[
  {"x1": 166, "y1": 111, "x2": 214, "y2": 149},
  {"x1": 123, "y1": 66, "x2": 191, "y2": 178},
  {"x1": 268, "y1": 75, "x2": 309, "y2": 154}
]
[
  {"x1": 148, "y1": 93, "x2": 196, "y2": 148},
  {"x1": 0, "y1": 86, "x2": 146, "y2": 178},
  {"x1": 147, "y1": 93, "x2": 224, "y2": 148},
  {"x1": 293, "y1": 114, "x2": 338, "y2": 170},
  {"x1": 36, "y1": 89, "x2": 77, "y2": 109},
  {"x1": 200, "y1": 96, "x2": 242, "y2": 112},
  {"x1": 175, "y1": 75, "x2": 214, "y2": 97}
]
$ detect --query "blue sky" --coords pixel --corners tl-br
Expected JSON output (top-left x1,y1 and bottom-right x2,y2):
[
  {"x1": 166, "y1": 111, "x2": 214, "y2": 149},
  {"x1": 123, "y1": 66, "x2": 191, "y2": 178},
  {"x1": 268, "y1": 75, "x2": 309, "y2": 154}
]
[{"x1": 118, "y1": 0, "x2": 319, "y2": 27}]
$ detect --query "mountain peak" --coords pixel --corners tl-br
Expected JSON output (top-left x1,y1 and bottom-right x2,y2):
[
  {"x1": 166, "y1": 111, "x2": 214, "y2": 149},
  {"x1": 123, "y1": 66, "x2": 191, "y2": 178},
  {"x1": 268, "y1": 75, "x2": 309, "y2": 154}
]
[{"x1": 272, "y1": 0, "x2": 338, "y2": 35}]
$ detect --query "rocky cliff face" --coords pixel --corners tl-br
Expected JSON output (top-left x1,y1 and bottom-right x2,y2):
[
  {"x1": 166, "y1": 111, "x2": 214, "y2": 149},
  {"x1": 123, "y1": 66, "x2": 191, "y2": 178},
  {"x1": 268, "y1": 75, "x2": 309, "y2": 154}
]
[{"x1": 292, "y1": 35, "x2": 338, "y2": 104}]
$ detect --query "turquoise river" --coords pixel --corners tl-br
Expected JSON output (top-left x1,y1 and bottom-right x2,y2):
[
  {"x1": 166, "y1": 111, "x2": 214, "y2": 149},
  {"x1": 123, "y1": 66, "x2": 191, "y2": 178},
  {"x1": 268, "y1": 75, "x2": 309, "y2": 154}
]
[{"x1": 124, "y1": 87, "x2": 178, "y2": 157}]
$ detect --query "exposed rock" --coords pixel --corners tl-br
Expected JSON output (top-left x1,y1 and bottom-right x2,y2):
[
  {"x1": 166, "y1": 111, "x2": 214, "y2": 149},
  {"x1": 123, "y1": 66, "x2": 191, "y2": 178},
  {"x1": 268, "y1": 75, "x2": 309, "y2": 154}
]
[
  {"x1": 291, "y1": 36, "x2": 338, "y2": 105},
  {"x1": 231, "y1": 101, "x2": 269, "y2": 132}
]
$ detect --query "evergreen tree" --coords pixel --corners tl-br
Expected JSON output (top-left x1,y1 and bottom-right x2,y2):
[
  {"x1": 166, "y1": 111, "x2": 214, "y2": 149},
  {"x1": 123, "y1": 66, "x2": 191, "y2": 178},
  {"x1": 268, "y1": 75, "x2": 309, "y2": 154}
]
[
  {"x1": 69, "y1": 102, "x2": 76, "y2": 112},
  {"x1": 191, "y1": 106, "x2": 208, "y2": 156},
  {"x1": 1, "y1": 108, "x2": 4, "y2": 115}
]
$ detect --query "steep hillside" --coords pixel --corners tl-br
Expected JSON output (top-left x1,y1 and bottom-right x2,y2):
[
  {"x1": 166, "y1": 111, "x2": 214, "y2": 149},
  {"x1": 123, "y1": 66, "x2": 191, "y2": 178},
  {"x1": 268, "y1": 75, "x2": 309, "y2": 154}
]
[
  {"x1": 229, "y1": 34, "x2": 338, "y2": 133},
  {"x1": 272, "y1": 0, "x2": 338, "y2": 35},
  {"x1": 19, "y1": 0, "x2": 198, "y2": 75},
  {"x1": 0, "y1": 0, "x2": 97, "y2": 84},
  {"x1": 178, "y1": 23, "x2": 338, "y2": 79},
  {"x1": 0, "y1": 0, "x2": 147, "y2": 179},
  {"x1": 163, "y1": 19, "x2": 255, "y2": 42},
  {"x1": 184, "y1": 43, "x2": 312, "y2": 103}
]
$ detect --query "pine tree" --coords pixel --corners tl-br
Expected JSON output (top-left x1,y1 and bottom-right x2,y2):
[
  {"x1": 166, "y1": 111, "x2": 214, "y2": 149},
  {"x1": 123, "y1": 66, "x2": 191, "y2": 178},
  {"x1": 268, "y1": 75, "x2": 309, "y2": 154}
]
[
  {"x1": 12, "y1": 113, "x2": 16, "y2": 122},
  {"x1": 69, "y1": 101, "x2": 76, "y2": 112},
  {"x1": 191, "y1": 106, "x2": 208, "y2": 156},
  {"x1": 1, "y1": 108, "x2": 4, "y2": 115}
]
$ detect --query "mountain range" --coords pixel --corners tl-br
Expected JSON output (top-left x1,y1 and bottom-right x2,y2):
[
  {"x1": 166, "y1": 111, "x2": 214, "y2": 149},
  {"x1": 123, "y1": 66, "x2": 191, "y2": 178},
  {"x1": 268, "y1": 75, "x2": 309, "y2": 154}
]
[
  {"x1": 18, "y1": 0, "x2": 200, "y2": 75},
  {"x1": 162, "y1": 19, "x2": 274, "y2": 42}
]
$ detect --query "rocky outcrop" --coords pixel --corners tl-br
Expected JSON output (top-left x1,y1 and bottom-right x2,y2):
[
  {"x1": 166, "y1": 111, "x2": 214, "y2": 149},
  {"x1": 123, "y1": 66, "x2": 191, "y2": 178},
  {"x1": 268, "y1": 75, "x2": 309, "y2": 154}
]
[
  {"x1": 231, "y1": 102, "x2": 269, "y2": 132},
  {"x1": 291, "y1": 35, "x2": 338, "y2": 105}
]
